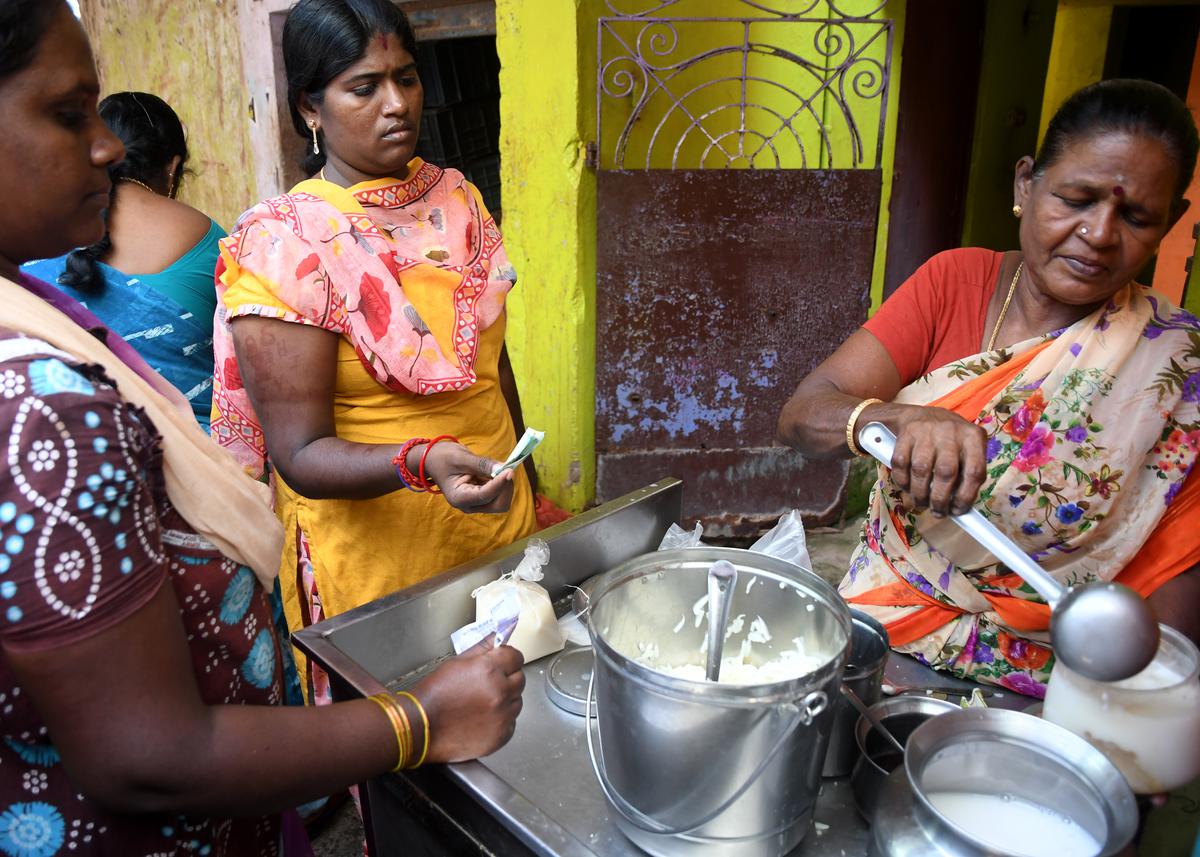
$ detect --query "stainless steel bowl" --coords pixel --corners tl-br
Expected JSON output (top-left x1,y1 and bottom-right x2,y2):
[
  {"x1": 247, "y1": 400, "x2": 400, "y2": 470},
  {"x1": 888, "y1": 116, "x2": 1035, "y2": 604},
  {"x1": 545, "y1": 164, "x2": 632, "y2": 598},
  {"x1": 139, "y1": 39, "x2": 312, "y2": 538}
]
[
  {"x1": 868, "y1": 707, "x2": 1138, "y2": 857},
  {"x1": 849, "y1": 695, "x2": 958, "y2": 819}
]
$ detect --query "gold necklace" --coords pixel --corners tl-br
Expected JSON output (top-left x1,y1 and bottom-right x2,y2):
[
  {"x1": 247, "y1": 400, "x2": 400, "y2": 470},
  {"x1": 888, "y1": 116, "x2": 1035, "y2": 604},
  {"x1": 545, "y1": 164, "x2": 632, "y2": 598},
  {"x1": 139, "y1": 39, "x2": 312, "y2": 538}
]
[
  {"x1": 986, "y1": 261, "x2": 1023, "y2": 352},
  {"x1": 118, "y1": 177, "x2": 157, "y2": 194}
]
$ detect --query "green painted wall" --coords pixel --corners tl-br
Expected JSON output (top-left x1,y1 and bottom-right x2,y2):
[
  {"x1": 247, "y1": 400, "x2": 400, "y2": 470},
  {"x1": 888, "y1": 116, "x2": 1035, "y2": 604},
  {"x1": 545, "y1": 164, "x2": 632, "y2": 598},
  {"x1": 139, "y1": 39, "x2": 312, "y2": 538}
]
[{"x1": 80, "y1": 0, "x2": 256, "y2": 232}]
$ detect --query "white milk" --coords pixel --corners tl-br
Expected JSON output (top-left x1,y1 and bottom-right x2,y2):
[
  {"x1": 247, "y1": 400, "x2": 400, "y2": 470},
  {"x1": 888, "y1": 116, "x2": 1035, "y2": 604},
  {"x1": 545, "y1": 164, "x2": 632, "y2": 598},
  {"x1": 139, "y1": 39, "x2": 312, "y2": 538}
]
[
  {"x1": 643, "y1": 612, "x2": 827, "y2": 684},
  {"x1": 651, "y1": 650, "x2": 827, "y2": 684},
  {"x1": 925, "y1": 791, "x2": 1100, "y2": 857},
  {"x1": 1044, "y1": 658, "x2": 1200, "y2": 793}
]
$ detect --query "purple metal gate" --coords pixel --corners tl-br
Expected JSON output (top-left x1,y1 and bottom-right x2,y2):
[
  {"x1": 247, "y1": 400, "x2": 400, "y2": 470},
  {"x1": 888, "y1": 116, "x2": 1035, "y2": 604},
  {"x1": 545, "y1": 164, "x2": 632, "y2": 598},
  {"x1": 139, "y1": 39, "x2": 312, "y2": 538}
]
[{"x1": 594, "y1": 1, "x2": 893, "y2": 537}]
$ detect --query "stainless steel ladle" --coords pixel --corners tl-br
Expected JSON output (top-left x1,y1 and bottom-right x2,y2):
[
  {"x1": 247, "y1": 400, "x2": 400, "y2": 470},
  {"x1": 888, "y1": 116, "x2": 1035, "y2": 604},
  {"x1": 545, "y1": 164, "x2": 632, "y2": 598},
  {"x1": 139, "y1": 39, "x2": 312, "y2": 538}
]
[
  {"x1": 704, "y1": 560, "x2": 738, "y2": 682},
  {"x1": 841, "y1": 684, "x2": 906, "y2": 755},
  {"x1": 858, "y1": 422, "x2": 1159, "y2": 682}
]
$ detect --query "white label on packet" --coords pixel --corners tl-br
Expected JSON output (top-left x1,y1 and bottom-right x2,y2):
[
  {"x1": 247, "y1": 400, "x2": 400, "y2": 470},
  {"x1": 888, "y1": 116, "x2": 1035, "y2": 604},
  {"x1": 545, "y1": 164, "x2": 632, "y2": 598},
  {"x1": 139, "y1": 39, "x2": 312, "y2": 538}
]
[
  {"x1": 491, "y1": 427, "x2": 544, "y2": 478},
  {"x1": 451, "y1": 589, "x2": 522, "y2": 653}
]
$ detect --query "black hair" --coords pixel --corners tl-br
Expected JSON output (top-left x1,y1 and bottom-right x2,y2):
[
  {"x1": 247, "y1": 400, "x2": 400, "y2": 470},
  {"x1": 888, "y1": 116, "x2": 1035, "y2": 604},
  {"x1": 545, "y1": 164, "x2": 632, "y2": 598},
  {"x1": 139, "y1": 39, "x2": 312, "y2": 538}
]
[
  {"x1": 282, "y1": 0, "x2": 418, "y2": 175},
  {"x1": 0, "y1": 0, "x2": 61, "y2": 80},
  {"x1": 1035, "y1": 78, "x2": 1200, "y2": 214},
  {"x1": 59, "y1": 92, "x2": 190, "y2": 294}
]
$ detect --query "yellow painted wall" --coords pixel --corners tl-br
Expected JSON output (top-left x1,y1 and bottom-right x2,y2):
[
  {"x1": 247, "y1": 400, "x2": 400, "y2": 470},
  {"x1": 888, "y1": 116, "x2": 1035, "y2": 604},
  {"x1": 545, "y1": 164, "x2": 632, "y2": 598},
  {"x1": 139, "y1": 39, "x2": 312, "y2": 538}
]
[
  {"x1": 496, "y1": 0, "x2": 596, "y2": 511},
  {"x1": 1038, "y1": 2, "x2": 1113, "y2": 145},
  {"x1": 596, "y1": 2, "x2": 896, "y2": 173},
  {"x1": 80, "y1": 0, "x2": 256, "y2": 231}
]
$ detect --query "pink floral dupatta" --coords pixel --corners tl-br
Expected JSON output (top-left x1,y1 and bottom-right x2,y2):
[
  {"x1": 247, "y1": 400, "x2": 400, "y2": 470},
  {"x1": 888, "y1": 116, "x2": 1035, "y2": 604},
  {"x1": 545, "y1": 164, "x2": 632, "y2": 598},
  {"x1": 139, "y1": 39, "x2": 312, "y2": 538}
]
[
  {"x1": 211, "y1": 161, "x2": 516, "y2": 477},
  {"x1": 840, "y1": 284, "x2": 1200, "y2": 696}
]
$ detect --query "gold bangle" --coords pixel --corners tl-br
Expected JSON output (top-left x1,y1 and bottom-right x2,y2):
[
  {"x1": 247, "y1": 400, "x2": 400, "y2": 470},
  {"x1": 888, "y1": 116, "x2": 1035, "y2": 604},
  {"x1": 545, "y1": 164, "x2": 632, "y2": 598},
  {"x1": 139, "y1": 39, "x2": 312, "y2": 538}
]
[
  {"x1": 845, "y1": 398, "x2": 884, "y2": 457},
  {"x1": 367, "y1": 693, "x2": 412, "y2": 772},
  {"x1": 398, "y1": 691, "x2": 430, "y2": 768},
  {"x1": 393, "y1": 697, "x2": 413, "y2": 768},
  {"x1": 366, "y1": 693, "x2": 402, "y2": 771}
]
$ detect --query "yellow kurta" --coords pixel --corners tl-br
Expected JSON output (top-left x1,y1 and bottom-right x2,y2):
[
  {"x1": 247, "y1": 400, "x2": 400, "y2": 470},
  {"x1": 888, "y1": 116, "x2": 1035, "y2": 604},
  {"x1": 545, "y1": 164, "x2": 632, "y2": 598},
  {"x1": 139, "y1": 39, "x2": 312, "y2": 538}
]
[
  {"x1": 215, "y1": 164, "x2": 536, "y2": 652},
  {"x1": 277, "y1": 319, "x2": 535, "y2": 628}
]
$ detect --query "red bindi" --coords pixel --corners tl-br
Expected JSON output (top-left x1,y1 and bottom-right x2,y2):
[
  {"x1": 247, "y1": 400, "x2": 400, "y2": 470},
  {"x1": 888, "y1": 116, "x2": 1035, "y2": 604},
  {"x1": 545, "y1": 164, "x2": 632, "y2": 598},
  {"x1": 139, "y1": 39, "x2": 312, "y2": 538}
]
[
  {"x1": 1113, "y1": 185, "x2": 1124, "y2": 196},
  {"x1": 379, "y1": 34, "x2": 389, "y2": 50}
]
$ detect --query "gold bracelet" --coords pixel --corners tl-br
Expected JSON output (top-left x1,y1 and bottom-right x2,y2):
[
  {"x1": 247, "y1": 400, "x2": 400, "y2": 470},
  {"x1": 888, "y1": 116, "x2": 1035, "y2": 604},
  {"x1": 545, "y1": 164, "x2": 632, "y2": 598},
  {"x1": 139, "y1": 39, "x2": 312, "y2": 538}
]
[
  {"x1": 398, "y1": 691, "x2": 431, "y2": 768},
  {"x1": 845, "y1": 398, "x2": 884, "y2": 457},
  {"x1": 367, "y1": 692, "x2": 411, "y2": 772},
  {"x1": 368, "y1": 693, "x2": 408, "y2": 772}
]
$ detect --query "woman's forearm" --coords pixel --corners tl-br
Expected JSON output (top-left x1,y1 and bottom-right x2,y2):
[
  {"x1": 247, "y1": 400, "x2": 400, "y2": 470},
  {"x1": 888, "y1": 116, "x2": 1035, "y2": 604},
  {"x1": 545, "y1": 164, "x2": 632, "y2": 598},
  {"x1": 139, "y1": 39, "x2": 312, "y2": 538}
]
[
  {"x1": 16, "y1": 581, "x2": 524, "y2": 820},
  {"x1": 109, "y1": 698, "x2": 397, "y2": 817},
  {"x1": 776, "y1": 379, "x2": 908, "y2": 459},
  {"x1": 283, "y1": 436, "x2": 412, "y2": 499},
  {"x1": 775, "y1": 328, "x2": 908, "y2": 458}
]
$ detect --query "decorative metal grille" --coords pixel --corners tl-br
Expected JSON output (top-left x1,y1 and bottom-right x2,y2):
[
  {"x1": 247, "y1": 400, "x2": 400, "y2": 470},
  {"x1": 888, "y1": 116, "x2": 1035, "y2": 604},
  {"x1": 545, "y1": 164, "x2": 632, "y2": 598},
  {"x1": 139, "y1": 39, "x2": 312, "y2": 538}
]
[{"x1": 598, "y1": 0, "x2": 893, "y2": 170}]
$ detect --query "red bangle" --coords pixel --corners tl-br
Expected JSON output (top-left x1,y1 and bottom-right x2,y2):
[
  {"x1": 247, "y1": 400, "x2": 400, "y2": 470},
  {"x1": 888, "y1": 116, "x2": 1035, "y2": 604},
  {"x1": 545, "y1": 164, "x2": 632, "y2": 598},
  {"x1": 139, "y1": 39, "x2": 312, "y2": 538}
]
[
  {"x1": 418, "y1": 434, "x2": 458, "y2": 495},
  {"x1": 392, "y1": 438, "x2": 429, "y2": 491}
]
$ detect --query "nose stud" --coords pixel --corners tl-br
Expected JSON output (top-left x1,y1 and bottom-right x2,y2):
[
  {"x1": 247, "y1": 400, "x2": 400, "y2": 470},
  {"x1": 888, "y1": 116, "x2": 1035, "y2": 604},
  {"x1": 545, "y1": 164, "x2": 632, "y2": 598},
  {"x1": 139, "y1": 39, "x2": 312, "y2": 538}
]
[{"x1": 1079, "y1": 226, "x2": 1089, "y2": 236}]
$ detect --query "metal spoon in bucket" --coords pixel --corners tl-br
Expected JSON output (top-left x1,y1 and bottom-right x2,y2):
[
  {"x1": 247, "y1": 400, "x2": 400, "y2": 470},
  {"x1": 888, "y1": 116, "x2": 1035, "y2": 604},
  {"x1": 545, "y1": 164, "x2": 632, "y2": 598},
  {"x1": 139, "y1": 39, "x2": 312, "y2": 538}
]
[
  {"x1": 705, "y1": 560, "x2": 738, "y2": 682},
  {"x1": 858, "y1": 422, "x2": 1159, "y2": 682}
]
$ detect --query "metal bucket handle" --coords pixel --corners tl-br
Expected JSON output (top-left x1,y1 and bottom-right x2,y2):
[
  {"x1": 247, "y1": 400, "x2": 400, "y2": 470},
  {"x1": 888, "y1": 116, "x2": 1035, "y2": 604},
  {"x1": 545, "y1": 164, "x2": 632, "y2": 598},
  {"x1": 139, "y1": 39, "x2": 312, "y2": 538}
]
[{"x1": 585, "y1": 662, "x2": 828, "y2": 837}]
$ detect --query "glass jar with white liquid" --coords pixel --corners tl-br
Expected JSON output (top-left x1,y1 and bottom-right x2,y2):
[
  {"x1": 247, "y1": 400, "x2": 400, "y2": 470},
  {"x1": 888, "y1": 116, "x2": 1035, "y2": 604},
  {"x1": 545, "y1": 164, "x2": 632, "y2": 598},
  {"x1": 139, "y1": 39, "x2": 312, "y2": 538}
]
[{"x1": 1043, "y1": 624, "x2": 1200, "y2": 794}]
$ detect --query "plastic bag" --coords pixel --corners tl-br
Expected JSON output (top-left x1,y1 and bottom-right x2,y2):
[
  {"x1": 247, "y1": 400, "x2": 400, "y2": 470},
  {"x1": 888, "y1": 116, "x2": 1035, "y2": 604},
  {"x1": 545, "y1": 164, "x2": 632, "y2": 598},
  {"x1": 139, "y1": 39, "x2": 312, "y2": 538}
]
[
  {"x1": 750, "y1": 510, "x2": 813, "y2": 571},
  {"x1": 452, "y1": 589, "x2": 521, "y2": 653},
  {"x1": 557, "y1": 610, "x2": 591, "y2": 647},
  {"x1": 471, "y1": 539, "x2": 565, "y2": 663},
  {"x1": 658, "y1": 521, "x2": 705, "y2": 550}
]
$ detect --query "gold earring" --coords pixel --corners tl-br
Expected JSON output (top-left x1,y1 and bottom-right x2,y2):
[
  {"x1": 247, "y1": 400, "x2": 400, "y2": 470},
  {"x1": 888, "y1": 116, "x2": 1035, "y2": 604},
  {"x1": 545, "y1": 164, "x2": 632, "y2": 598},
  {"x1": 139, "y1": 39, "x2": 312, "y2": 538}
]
[
  {"x1": 309, "y1": 121, "x2": 320, "y2": 155},
  {"x1": 1012, "y1": 204, "x2": 1022, "y2": 217}
]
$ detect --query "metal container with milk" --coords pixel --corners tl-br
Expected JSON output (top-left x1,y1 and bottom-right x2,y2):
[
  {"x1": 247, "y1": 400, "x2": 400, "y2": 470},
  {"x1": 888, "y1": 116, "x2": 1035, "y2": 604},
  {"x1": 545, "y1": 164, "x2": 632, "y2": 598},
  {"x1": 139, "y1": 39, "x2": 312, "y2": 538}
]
[
  {"x1": 1043, "y1": 623, "x2": 1200, "y2": 793},
  {"x1": 868, "y1": 708, "x2": 1137, "y2": 857}
]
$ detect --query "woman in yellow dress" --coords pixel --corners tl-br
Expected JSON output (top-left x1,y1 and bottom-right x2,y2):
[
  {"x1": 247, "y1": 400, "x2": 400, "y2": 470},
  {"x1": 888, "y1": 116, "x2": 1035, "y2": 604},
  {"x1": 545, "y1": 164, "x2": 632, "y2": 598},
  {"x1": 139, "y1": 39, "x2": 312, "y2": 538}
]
[{"x1": 212, "y1": 0, "x2": 536, "y2": 700}]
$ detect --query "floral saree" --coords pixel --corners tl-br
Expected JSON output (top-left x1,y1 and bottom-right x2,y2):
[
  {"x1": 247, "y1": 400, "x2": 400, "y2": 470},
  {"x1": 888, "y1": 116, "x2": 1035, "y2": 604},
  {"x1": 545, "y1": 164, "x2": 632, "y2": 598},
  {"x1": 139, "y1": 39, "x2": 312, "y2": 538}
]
[{"x1": 840, "y1": 284, "x2": 1200, "y2": 697}]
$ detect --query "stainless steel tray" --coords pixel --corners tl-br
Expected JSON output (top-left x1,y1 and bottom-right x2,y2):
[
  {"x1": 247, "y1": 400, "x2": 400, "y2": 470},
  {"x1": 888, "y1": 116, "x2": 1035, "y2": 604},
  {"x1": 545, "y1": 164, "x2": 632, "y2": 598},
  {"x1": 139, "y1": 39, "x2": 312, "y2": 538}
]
[{"x1": 294, "y1": 479, "x2": 1028, "y2": 856}]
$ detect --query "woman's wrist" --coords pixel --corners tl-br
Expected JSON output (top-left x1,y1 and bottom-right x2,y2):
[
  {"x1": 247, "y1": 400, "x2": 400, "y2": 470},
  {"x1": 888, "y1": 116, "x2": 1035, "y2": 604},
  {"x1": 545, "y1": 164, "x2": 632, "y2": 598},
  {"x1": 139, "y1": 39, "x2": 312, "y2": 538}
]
[
  {"x1": 402, "y1": 443, "x2": 428, "y2": 478},
  {"x1": 392, "y1": 439, "x2": 429, "y2": 491},
  {"x1": 395, "y1": 691, "x2": 430, "y2": 768},
  {"x1": 845, "y1": 398, "x2": 884, "y2": 456},
  {"x1": 843, "y1": 400, "x2": 926, "y2": 457},
  {"x1": 391, "y1": 437, "x2": 458, "y2": 492},
  {"x1": 408, "y1": 679, "x2": 445, "y2": 764},
  {"x1": 857, "y1": 400, "x2": 915, "y2": 433}
]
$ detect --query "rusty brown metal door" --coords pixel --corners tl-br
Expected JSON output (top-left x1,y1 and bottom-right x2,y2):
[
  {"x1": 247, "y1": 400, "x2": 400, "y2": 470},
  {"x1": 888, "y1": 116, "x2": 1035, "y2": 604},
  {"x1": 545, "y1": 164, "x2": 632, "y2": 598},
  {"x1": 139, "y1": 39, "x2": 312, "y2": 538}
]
[{"x1": 594, "y1": 1, "x2": 893, "y2": 537}]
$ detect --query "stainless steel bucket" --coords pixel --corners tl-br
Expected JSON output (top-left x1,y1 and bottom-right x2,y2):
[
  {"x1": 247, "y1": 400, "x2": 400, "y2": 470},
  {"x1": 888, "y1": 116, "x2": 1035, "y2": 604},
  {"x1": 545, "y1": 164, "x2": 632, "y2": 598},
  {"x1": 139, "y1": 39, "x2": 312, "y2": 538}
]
[
  {"x1": 586, "y1": 547, "x2": 851, "y2": 857},
  {"x1": 868, "y1": 708, "x2": 1138, "y2": 857}
]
